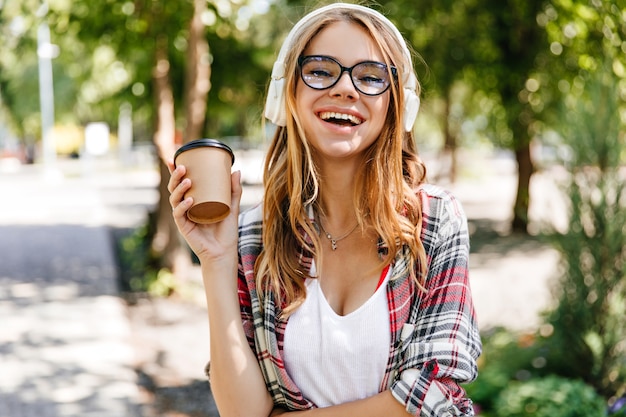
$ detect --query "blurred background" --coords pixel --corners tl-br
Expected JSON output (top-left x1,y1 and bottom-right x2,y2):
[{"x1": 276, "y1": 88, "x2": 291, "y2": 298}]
[{"x1": 0, "y1": 0, "x2": 625, "y2": 416}]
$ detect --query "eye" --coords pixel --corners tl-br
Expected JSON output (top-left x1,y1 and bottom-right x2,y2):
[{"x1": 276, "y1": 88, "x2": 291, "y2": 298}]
[
  {"x1": 354, "y1": 64, "x2": 388, "y2": 86},
  {"x1": 302, "y1": 59, "x2": 339, "y2": 79},
  {"x1": 359, "y1": 74, "x2": 385, "y2": 84},
  {"x1": 307, "y1": 67, "x2": 334, "y2": 78}
]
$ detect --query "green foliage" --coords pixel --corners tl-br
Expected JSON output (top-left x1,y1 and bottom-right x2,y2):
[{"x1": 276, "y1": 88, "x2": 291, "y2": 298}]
[
  {"x1": 205, "y1": 28, "x2": 275, "y2": 138},
  {"x1": 494, "y1": 376, "x2": 606, "y2": 417},
  {"x1": 466, "y1": 327, "x2": 551, "y2": 411},
  {"x1": 541, "y1": 68, "x2": 626, "y2": 396},
  {"x1": 468, "y1": 66, "x2": 626, "y2": 415},
  {"x1": 0, "y1": 0, "x2": 277, "y2": 144},
  {"x1": 3, "y1": 0, "x2": 623, "y2": 151},
  {"x1": 117, "y1": 224, "x2": 153, "y2": 293},
  {"x1": 116, "y1": 224, "x2": 176, "y2": 297},
  {"x1": 465, "y1": 326, "x2": 617, "y2": 415}
]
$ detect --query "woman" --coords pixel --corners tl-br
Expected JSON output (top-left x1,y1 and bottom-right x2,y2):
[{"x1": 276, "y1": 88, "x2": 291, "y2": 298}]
[{"x1": 168, "y1": 3, "x2": 481, "y2": 416}]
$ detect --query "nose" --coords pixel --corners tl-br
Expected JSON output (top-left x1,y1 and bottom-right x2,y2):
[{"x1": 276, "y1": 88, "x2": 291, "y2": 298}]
[{"x1": 329, "y1": 71, "x2": 358, "y2": 99}]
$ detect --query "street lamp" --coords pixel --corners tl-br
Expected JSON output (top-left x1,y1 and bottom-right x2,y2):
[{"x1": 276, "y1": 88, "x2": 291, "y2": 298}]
[{"x1": 37, "y1": 1, "x2": 60, "y2": 177}]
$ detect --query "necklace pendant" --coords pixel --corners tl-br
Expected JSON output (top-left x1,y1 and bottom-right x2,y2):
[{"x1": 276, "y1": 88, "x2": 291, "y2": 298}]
[{"x1": 330, "y1": 239, "x2": 338, "y2": 251}]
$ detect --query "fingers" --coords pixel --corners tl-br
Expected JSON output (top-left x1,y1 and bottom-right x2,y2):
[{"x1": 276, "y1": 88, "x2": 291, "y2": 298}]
[
  {"x1": 168, "y1": 164, "x2": 186, "y2": 193},
  {"x1": 168, "y1": 164, "x2": 192, "y2": 211}
]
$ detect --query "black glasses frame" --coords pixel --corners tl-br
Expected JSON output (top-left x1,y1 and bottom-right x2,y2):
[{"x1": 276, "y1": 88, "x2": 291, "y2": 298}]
[{"x1": 298, "y1": 55, "x2": 397, "y2": 96}]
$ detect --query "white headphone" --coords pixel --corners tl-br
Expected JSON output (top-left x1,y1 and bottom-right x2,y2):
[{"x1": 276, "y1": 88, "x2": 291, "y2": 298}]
[{"x1": 264, "y1": 3, "x2": 420, "y2": 132}]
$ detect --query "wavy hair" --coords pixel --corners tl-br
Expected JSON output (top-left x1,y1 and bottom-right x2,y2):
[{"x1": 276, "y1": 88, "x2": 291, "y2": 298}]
[{"x1": 256, "y1": 4, "x2": 427, "y2": 317}]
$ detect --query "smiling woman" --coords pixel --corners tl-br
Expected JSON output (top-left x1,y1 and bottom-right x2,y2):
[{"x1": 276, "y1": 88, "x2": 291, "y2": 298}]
[{"x1": 167, "y1": 3, "x2": 481, "y2": 417}]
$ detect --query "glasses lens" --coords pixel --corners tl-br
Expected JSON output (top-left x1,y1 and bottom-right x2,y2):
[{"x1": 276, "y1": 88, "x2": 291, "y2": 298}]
[
  {"x1": 351, "y1": 62, "x2": 391, "y2": 95},
  {"x1": 300, "y1": 56, "x2": 341, "y2": 90}
]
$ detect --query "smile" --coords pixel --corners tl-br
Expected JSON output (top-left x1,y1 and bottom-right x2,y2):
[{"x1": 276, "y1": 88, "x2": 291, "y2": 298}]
[{"x1": 318, "y1": 111, "x2": 364, "y2": 126}]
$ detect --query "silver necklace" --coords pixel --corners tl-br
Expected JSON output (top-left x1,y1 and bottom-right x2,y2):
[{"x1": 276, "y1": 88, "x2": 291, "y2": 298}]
[{"x1": 318, "y1": 218, "x2": 359, "y2": 251}]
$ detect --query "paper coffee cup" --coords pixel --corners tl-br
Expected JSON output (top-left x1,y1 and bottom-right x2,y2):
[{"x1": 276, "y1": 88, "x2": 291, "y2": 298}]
[{"x1": 174, "y1": 139, "x2": 235, "y2": 224}]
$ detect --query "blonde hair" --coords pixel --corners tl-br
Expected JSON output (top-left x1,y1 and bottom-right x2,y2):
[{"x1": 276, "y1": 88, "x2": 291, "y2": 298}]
[{"x1": 256, "y1": 4, "x2": 427, "y2": 316}]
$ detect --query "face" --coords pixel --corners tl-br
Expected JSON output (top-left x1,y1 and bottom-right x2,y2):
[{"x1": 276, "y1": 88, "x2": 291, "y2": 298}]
[{"x1": 295, "y1": 21, "x2": 390, "y2": 162}]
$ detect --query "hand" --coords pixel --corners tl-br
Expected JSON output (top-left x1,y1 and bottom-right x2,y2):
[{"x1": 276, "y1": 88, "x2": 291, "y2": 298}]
[{"x1": 167, "y1": 159, "x2": 242, "y2": 263}]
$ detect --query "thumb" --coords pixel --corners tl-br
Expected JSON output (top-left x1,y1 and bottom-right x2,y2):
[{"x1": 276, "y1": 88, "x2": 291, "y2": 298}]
[{"x1": 230, "y1": 170, "x2": 243, "y2": 215}]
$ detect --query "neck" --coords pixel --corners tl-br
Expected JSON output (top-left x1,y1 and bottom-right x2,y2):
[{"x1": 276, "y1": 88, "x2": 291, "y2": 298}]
[{"x1": 317, "y1": 159, "x2": 360, "y2": 226}]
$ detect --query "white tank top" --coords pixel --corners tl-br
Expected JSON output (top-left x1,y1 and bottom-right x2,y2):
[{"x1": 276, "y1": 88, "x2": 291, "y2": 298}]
[{"x1": 283, "y1": 265, "x2": 391, "y2": 407}]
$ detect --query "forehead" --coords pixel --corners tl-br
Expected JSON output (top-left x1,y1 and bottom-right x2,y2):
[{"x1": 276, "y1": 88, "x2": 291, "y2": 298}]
[{"x1": 303, "y1": 21, "x2": 384, "y2": 64}]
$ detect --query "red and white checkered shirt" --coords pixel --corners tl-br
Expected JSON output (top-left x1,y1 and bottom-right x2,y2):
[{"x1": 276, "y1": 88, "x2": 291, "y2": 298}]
[{"x1": 235, "y1": 184, "x2": 482, "y2": 416}]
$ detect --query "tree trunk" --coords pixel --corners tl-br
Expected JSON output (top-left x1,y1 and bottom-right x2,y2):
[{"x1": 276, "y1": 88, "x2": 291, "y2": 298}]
[
  {"x1": 151, "y1": 35, "x2": 190, "y2": 278},
  {"x1": 149, "y1": 0, "x2": 212, "y2": 283},
  {"x1": 152, "y1": 36, "x2": 177, "y2": 161},
  {"x1": 184, "y1": 0, "x2": 211, "y2": 142},
  {"x1": 436, "y1": 98, "x2": 457, "y2": 183},
  {"x1": 443, "y1": 97, "x2": 457, "y2": 183},
  {"x1": 511, "y1": 142, "x2": 533, "y2": 233}
]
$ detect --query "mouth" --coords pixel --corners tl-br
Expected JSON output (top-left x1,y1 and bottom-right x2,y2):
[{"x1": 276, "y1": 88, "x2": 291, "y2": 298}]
[{"x1": 318, "y1": 111, "x2": 364, "y2": 127}]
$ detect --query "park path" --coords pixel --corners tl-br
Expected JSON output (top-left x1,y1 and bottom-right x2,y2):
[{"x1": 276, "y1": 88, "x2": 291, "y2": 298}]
[{"x1": 0, "y1": 158, "x2": 158, "y2": 417}]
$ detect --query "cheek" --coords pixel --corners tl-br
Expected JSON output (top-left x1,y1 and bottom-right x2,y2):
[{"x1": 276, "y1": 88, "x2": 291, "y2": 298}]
[
  {"x1": 372, "y1": 95, "x2": 391, "y2": 125},
  {"x1": 294, "y1": 83, "x2": 314, "y2": 117}
]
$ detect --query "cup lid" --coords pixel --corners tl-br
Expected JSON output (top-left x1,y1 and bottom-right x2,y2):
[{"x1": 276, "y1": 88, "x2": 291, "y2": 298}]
[{"x1": 174, "y1": 138, "x2": 235, "y2": 166}]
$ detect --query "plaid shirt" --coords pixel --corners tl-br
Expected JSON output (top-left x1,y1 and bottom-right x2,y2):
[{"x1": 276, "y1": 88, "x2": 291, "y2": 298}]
[{"x1": 236, "y1": 184, "x2": 482, "y2": 416}]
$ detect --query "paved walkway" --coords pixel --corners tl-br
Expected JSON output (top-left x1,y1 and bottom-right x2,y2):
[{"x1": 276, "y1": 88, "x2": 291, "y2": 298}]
[
  {"x1": 445, "y1": 153, "x2": 561, "y2": 331},
  {"x1": 0, "y1": 157, "x2": 159, "y2": 417}
]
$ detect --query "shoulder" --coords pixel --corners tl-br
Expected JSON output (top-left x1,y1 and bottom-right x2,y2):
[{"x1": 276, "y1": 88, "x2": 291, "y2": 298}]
[
  {"x1": 238, "y1": 203, "x2": 264, "y2": 251},
  {"x1": 239, "y1": 202, "x2": 263, "y2": 227},
  {"x1": 415, "y1": 183, "x2": 468, "y2": 241},
  {"x1": 416, "y1": 184, "x2": 465, "y2": 217}
]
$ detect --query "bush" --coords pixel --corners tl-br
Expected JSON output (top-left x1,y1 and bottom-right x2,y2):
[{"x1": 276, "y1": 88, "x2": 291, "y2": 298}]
[
  {"x1": 541, "y1": 68, "x2": 626, "y2": 396},
  {"x1": 465, "y1": 327, "x2": 546, "y2": 411},
  {"x1": 494, "y1": 376, "x2": 606, "y2": 417},
  {"x1": 115, "y1": 224, "x2": 177, "y2": 297}
]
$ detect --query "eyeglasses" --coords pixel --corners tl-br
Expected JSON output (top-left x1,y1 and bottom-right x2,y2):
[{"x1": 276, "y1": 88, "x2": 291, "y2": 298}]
[{"x1": 298, "y1": 55, "x2": 397, "y2": 96}]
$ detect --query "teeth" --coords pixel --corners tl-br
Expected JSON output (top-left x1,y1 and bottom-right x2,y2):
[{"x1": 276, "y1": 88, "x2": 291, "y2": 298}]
[{"x1": 319, "y1": 111, "x2": 363, "y2": 125}]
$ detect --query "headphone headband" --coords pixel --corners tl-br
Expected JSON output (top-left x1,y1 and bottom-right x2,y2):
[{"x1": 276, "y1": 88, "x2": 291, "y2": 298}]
[{"x1": 264, "y1": 3, "x2": 420, "y2": 132}]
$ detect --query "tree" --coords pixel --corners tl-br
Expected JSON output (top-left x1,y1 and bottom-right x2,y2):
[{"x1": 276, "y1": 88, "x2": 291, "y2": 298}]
[
  {"x1": 385, "y1": 0, "x2": 625, "y2": 234},
  {"x1": 0, "y1": 0, "x2": 275, "y2": 282},
  {"x1": 0, "y1": 0, "x2": 84, "y2": 144},
  {"x1": 366, "y1": 0, "x2": 547, "y2": 232},
  {"x1": 485, "y1": 0, "x2": 548, "y2": 233},
  {"x1": 536, "y1": 2, "x2": 626, "y2": 396}
]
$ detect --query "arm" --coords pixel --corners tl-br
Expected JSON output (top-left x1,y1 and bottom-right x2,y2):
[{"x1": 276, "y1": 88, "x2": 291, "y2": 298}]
[
  {"x1": 168, "y1": 163, "x2": 273, "y2": 417},
  {"x1": 270, "y1": 391, "x2": 409, "y2": 416}
]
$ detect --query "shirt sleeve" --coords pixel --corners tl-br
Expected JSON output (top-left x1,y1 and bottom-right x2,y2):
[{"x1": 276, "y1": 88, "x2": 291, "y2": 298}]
[
  {"x1": 238, "y1": 256, "x2": 256, "y2": 351},
  {"x1": 236, "y1": 205, "x2": 267, "y2": 352},
  {"x1": 390, "y1": 191, "x2": 482, "y2": 416}
]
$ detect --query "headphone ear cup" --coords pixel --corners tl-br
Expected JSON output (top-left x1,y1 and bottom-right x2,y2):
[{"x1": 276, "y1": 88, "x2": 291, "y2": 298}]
[
  {"x1": 265, "y1": 79, "x2": 286, "y2": 126},
  {"x1": 264, "y1": 61, "x2": 287, "y2": 126},
  {"x1": 403, "y1": 90, "x2": 420, "y2": 132}
]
